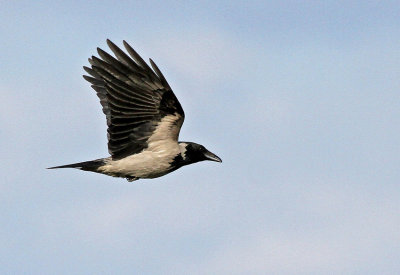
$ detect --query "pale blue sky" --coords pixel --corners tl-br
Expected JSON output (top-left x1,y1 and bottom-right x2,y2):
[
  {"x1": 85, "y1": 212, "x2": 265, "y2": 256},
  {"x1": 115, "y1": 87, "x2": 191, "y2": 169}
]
[{"x1": 1, "y1": 1, "x2": 400, "y2": 274}]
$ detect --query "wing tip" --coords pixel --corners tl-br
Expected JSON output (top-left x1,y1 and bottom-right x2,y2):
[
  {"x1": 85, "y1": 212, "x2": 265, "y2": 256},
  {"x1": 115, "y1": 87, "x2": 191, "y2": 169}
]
[{"x1": 107, "y1": 39, "x2": 118, "y2": 50}]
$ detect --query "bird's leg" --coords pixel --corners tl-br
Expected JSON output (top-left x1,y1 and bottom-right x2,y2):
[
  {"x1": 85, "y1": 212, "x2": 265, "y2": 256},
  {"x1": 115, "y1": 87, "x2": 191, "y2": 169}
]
[{"x1": 126, "y1": 176, "x2": 138, "y2": 182}]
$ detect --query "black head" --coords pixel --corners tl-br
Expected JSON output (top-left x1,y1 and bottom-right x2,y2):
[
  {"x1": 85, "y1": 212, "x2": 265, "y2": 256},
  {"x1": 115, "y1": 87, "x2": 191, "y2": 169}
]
[{"x1": 180, "y1": 142, "x2": 222, "y2": 165}]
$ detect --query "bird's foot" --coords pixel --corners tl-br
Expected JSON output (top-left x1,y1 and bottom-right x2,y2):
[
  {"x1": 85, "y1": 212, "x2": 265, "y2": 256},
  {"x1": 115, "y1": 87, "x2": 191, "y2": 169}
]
[{"x1": 126, "y1": 176, "x2": 138, "y2": 182}]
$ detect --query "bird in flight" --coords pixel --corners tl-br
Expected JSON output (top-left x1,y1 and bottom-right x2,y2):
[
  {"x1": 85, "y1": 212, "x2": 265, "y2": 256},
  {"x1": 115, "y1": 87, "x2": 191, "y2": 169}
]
[{"x1": 48, "y1": 40, "x2": 221, "y2": 182}]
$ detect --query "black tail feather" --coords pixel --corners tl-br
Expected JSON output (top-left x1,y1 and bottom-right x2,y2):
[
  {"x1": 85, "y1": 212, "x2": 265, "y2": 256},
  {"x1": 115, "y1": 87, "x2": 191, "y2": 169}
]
[{"x1": 47, "y1": 159, "x2": 106, "y2": 172}]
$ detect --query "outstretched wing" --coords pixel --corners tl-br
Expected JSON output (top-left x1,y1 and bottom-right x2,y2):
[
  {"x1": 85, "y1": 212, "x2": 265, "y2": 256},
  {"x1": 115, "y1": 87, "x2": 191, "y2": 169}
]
[{"x1": 83, "y1": 40, "x2": 185, "y2": 160}]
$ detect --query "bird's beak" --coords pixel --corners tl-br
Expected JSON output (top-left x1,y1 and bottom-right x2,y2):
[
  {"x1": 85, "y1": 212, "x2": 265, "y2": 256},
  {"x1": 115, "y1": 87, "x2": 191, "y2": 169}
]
[{"x1": 204, "y1": 150, "x2": 222, "y2": 163}]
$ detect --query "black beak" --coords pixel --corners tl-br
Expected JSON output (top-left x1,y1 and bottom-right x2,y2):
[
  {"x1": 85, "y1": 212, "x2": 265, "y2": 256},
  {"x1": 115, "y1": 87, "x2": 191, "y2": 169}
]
[{"x1": 204, "y1": 150, "x2": 222, "y2": 163}]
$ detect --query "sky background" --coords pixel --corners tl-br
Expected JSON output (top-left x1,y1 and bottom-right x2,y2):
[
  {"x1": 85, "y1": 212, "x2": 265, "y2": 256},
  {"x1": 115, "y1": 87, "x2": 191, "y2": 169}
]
[{"x1": 1, "y1": 1, "x2": 400, "y2": 274}]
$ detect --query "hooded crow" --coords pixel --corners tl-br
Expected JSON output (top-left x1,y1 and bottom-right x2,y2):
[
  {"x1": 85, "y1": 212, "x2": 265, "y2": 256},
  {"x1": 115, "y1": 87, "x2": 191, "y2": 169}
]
[{"x1": 48, "y1": 40, "x2": 221, "y2": 182}]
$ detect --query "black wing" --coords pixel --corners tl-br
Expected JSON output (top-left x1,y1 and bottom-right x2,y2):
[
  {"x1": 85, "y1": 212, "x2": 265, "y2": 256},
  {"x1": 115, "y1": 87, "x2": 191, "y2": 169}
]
[{"x1": 83, "y1": 40, "x2": 185, "y2": 160}]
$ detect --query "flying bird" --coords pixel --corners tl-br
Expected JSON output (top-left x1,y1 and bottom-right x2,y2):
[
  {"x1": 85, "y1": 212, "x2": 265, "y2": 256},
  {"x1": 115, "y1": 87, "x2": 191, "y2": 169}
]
[{"x1": 48, "y1": 40, "x2": 221, "y2": 182}]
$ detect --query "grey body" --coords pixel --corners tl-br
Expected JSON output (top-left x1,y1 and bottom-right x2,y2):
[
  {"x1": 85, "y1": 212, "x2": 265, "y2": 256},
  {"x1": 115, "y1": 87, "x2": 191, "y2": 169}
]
[
  {"x1": 99, "y1": 141, "x2": 184, "y2": 180},
  {"x1": 48, "y1": 40, "x2": 221, "y2": 181}
]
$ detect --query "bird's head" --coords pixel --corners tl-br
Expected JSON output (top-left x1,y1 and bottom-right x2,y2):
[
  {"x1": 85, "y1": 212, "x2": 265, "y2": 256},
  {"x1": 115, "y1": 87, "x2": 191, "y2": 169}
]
[{"x1": 179, "y1": 142, "x2": 222, "y2": 164}]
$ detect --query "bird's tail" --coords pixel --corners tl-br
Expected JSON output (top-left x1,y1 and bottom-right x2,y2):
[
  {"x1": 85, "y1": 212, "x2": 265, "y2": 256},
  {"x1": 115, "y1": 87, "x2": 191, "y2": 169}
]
[{"x1": 47, "y1": 158, "x2": 106, "y2": 172}]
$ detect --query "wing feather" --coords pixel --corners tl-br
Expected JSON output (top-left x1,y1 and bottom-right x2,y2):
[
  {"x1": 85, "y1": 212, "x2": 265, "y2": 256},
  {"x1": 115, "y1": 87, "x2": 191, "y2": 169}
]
[
  {"x1": 149, "y1": 58, "x2": 171, "y2": 90},
  {"x1": 83, "y1": 40, "x2": 185, "y2": 159}
]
